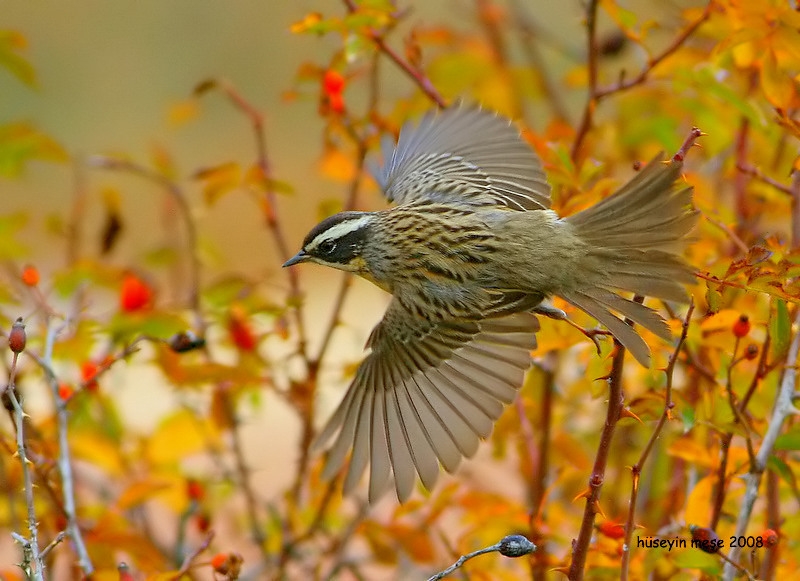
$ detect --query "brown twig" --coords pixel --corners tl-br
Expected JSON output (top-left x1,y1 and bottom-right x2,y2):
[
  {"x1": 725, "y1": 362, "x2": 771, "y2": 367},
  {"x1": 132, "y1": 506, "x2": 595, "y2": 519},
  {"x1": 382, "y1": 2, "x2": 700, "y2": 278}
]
[
  {"x1": 569, "y1": 296, "x2": 648, "y2": 579},
  {"x1": 570, "y1": 0, "x2": 599, "y2": 162},
  {"x1": 571, "y1": 2, "x2": 711, "y2": 161},
  {"x1": 173, "y1": 531, "x2": 215, "y2": 579},
  {"x1": 341, "y1": 0, "x2": 447, "y2": 108},
  {"x1": 736, "y1": 162, "x2": 794, "y2": 196},
  {"x1": 620, "y1": 301, "x2": 694, "y2": 580},
  {"x1": 211, "y1": 79, "x2": 311, "y2": 362},
  {"x1": 86, "y1": 156, "x2": 206, "y2": 336},
  {"x1": 508, "y1": 0, "x2": 570, "y2": 122}
]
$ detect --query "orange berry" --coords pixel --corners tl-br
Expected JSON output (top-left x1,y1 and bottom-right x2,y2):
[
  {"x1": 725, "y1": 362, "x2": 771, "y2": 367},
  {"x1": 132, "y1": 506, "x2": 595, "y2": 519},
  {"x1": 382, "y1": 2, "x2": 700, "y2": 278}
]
[
  {"x1": 81, "y1": 361, "x2": 100, "y2": 392},
  {"x1": 732, "y1": 314, "x2": 751, "y2": 338},
  {"x1": 21, "y1": 265, "x2": 39, "y2": 286},
  {"x1": 744, "y1": 343, "x2": 759, "y2": 360},
  {"x1": 322, "y1": 69, "x2": 345, "y2": 95},
  {"x1": 120, "y1": 273, "x2": 153, "y2": 312},
  {"x1": 58, "y1": 382, "x2": 75, "y2": 401},
  {"x1": 761, "y1": 528, "x2": 779, "y2": 547},
  {"x1": 8, "y1": 318, "x2": 26, "y2": 354},
  {"x1": 210, "y1": 552, "x2": 228, "y2": 572}
]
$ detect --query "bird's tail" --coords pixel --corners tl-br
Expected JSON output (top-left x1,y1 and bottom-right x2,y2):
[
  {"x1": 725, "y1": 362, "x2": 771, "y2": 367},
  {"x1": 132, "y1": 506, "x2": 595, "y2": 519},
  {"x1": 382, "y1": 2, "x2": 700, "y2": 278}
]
[{"x1": 561, "y1": 155, "x2": 697, "y2": 366}]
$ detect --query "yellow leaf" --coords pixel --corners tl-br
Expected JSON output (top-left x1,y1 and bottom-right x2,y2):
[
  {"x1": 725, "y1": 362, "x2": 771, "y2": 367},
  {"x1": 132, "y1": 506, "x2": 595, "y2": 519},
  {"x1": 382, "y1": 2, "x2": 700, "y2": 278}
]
[
  {"x1": 290, "y1": 12, "x2": 323, "y2": 34},
  {"x1": 146, "y1": 409, "x2": 217, "y2": 465},
  {"x1": 167, "y1": 98, "x2": 200, "y2": 127},
  {"x1": 684, "y1": 474, "x2": 715, "y2": 526},
  {"x1": 116, "y1": 479, "x2": 173, "y2": 511},
  {"x1": 760, "y1": 49, "x2": 796, "y2": 110},
  {"x1": 194, "y1": 161, "x2": 242, "y2": 205},
  {"x1": 69, "y1": 430, "x2": 125, "y2": 475},
  {"x1": 667, "y1": 437, "x2": 715, "y2": 468},
  {"x1": 318, "y1": 145, "x2": 356, "y2": 182}
]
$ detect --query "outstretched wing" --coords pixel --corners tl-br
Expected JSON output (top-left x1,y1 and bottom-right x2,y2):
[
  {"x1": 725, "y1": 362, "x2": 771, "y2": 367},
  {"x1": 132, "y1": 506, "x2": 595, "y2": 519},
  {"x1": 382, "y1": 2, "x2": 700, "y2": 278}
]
[
  {"x1": 369, "y1": 106, "x2": 551, "y2": 211},
  {"x1": 312, "y1": 301, "x2": 538, "y2": 502}
]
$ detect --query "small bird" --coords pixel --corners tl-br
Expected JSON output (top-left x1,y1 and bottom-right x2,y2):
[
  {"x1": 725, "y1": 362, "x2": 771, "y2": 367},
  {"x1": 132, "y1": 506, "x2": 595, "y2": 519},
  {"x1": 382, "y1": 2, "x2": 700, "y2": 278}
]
[{"x1": 284, "y1": 107, "x2": 696, "y2": 502}]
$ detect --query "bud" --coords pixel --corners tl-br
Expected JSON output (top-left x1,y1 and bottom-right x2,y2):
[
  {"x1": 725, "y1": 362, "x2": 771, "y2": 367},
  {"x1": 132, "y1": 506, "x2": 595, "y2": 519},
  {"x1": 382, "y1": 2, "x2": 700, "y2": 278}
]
[
  {"x1": 689, "y1": 525, "x2": 721, "y2": 554},
  {"x1": 498, "y1": 534, "x2": 536, "y2": 557},
  {"x1": 8, "y1": 318, "x2": 26, "y2": 354}
]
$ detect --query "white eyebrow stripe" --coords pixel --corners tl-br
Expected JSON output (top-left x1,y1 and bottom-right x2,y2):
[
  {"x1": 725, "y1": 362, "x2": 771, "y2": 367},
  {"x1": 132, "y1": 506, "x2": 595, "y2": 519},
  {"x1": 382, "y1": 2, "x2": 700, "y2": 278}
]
[{"x1": 306, "y1": 215, "x2": 373, "y2": 251}]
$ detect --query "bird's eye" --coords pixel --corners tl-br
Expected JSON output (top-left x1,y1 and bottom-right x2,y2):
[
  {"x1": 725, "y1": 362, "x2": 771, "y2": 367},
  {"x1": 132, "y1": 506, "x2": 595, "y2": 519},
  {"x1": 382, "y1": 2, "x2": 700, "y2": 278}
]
[{"x1": 318, "y1": 240, "x2": 336, "y2": 254}]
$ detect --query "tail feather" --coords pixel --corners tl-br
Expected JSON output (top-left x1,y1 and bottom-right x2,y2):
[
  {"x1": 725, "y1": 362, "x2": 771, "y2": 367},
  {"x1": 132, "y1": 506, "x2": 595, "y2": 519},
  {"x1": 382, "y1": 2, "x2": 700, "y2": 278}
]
[{"x1": 563, "y1": 155, "x2": 697, "y2": 365}]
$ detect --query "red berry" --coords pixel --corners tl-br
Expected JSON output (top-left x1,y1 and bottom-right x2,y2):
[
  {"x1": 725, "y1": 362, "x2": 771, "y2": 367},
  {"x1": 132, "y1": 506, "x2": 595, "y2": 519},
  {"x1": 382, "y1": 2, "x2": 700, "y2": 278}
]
[
  {"x1": 186, "y1": 478, "x2": 205, "y2": 502},
  {"x1": 689, "y1": 525, "x2": 722, "y2": 553},
  {"x1": 81, "y1": 361, "x2": 100, "y2": 392},
  {"x1": 21, "y1": 265, "x2": 39, "y2": 286},
  {"x1": 744, "y1": 343, "x2": 759, "y2": 360},
  {"x1": 732, "y1": 314, "x2": 751, "y2": 338},
  {"x1": 322, "y1": 69, "x2": 345, "y2": 95},
  {"x1": 228, "y1": 307, "x2": 257, "y2": 352},
  {"x1": 120, "y1": 273, "x2": 153, "y2": 313},
  {"x1": 58, "y1": 382, "x2": 75, "y2": 401},
  {"x1": 761, "y1": 528, "x2": 779, "y2": 547},
  {"x1": 8, "y1": 318, "x2": 26, "y2": 354}
]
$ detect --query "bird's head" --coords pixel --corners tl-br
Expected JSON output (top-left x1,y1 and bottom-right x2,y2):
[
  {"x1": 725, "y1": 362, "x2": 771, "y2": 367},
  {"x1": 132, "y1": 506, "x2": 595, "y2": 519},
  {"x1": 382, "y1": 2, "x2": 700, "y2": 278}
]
[{"x1": 284, "y1": 212, "x2": 375, "y2": 275}]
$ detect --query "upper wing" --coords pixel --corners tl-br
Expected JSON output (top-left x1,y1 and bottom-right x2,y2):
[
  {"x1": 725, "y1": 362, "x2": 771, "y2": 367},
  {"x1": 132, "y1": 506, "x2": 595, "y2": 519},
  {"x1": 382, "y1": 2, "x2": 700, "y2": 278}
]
[
  {"x1": 369, "y1": 106, "x2": 551, "y2": 211},
  {"x1": 312, "y1": 301, "x2": 538, "y2": 502}
]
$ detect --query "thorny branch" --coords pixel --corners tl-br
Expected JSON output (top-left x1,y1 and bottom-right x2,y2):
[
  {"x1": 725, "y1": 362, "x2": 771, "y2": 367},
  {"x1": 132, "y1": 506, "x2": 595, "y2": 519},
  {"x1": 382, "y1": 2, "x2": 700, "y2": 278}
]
[
  {"x1": 620, "y1": 302, "x2": 694, "y2": 581},
  {"x1": 5, "y1": 348, "x2": 44, "y2": 581}
]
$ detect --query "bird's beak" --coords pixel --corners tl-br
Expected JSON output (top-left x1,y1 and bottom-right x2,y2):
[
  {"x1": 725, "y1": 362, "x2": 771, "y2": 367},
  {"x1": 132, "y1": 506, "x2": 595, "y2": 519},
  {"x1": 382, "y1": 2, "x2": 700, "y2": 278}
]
[{"x1": 283, "y1": 250, "x2": 308, "y2": 267}]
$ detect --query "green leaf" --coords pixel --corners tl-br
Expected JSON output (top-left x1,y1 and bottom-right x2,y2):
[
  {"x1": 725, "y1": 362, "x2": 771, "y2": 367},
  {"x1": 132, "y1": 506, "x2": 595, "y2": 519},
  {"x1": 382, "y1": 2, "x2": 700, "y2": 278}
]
[
  {"x1": 705, "y1": 283, "x2": 722, "y2": 314},
  {"x1": 768, "y1": 455, "x2": 798, "y2": 490},
  {"x1": 0, "y1": 30, "x2": 36, "y2": 87},
  {"x1": 0, "y1": 122, "x2": 68, "y2": 177},
  {"x1": 770, "y1": 298, "x2": 791, "y2": 360},
  {"x1": 773, "y1": 428, "x2": 800, "y2": 451},
  {"x1": 0, "y1": 212, "x2": 29, "y2": 259}
]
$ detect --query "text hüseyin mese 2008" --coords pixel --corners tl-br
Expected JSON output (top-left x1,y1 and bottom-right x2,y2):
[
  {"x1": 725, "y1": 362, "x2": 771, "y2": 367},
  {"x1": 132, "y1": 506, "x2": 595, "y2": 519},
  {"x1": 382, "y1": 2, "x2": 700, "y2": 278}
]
[{"x1": 637, "y1": 536, "x2": 766, "y2": 552}]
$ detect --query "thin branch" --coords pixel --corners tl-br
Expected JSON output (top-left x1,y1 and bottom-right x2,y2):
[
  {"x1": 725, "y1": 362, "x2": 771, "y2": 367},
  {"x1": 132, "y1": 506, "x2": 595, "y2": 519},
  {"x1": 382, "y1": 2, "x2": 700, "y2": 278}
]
[
  {"x1": 621, "y1": 301, "x2": 694, "y2": 580},
  {"x1": 594, "y1": 3, "x2": 712, "y2": 100},
  {"x1": 43, "y1": 319, "x2": 94, "y2": 575},
  {"x1": 212, "y1": 80, "x2": 311, "y2": 362},
  {"x1": 571, "y1": 2, "x2": 711, "y2": 161},
  {"x1": 508, "y1": 0, "x2": 570, "y2": 122},
  {"x1": 173, "y1": 531, "x2": 215, "y2": 579},
  {"x1": 736, "y1": 162, "x2": 793, "y2": 196},
  {"x1": 427, "y1": 535, "x2": 536, "y2": 581},
  {"x1": 570, "y1": 0, "x2": 599, "y2": 162},
  {"x1": 341, "y1": 0, "x2": 447, "y2": 107},
  {"x1": 86, "y1": 156, "x2": 206, "y2": 336},
  {"x1": 722, "y1": 311, "x2": 800, "y2": 580}
]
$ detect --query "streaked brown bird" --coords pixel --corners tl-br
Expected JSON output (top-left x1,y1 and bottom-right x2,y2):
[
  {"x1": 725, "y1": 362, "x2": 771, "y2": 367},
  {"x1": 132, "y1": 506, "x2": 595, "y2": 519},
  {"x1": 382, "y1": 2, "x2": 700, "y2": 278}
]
[{"x1": 284, "y1": 107, "x2": 696, "y2": 502}]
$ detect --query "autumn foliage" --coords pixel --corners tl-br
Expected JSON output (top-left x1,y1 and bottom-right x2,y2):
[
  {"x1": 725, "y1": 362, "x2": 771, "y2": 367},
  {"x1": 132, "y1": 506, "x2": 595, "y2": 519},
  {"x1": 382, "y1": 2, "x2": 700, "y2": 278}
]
[{"x1": 2, "y1": 1, "x2": 800, "y2": 580}]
